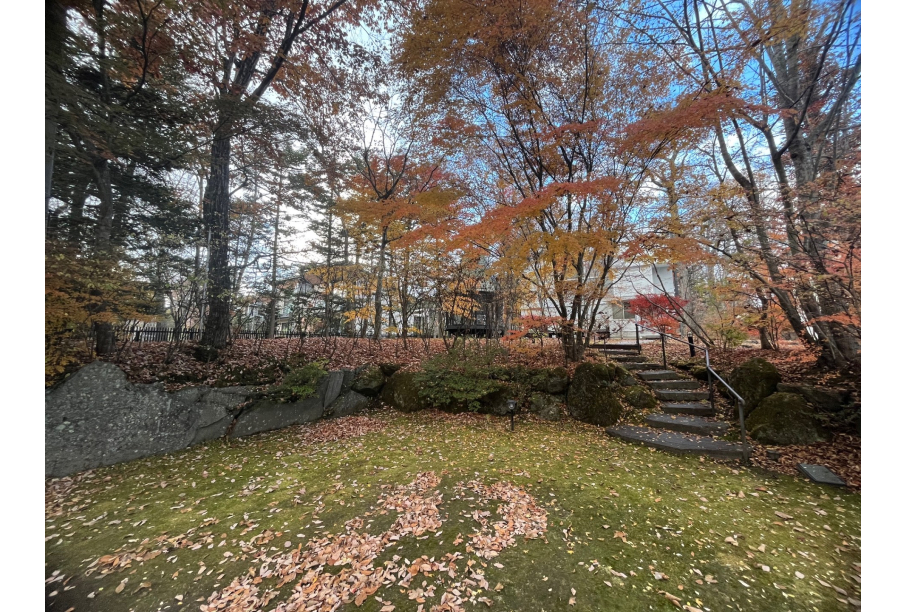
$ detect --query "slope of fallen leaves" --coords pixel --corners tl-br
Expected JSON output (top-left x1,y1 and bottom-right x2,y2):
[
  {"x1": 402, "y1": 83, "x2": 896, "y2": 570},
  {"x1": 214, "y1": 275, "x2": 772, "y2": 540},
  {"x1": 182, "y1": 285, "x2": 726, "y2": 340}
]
[
  {"x1": 640, "y1": 340, "x2": 859, "y2": 388},
  {"x1": 74, "y1": 337, "x2": 576, "y2": 391},
  {"x1": 751, "y1": 434, "x2": 861, "y2": 489},
  {"x1": 101, "y1": 338, "x2": 449, "y2": 390}
]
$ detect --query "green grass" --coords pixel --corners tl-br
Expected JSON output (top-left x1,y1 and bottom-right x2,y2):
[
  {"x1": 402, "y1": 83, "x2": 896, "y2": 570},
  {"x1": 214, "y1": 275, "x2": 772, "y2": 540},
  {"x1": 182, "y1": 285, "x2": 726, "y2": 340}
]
[{"x1": 45, "y1": 409, "x2": 860, "y2": 612}]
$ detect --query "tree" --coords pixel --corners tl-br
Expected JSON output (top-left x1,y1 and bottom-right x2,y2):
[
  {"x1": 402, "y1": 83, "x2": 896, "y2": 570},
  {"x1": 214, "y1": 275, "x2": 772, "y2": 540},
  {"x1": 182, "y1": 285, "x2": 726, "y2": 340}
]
[
  {"x1": 618, "y1": 0, "x2": 861, "y2": 368},
  {"x1": 627, "y1": 293, "x2": 690, "y2": 335},
  {"x1": 398, "y1": 0, "x2": 665, "y2": 361},
  {"x1": 171, "y1": 0, "x2": 365, "y2": 350},
  {"x1": 46, "y1": 0, "x2": 199, "y2": 355},
  {"x1": 340, "y1": 98, "x2": 461, "y2": 340}
]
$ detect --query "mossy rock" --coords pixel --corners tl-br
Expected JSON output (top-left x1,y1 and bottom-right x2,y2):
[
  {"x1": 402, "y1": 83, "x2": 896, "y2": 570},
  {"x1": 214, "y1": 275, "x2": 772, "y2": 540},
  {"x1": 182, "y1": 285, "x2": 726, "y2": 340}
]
[
  {"x1": 475, "y1": 387, "x2": 516, "y2": 416},
  {"x1": 528, "y1": 392, "x2": 563, "y2": 421},
  {"x1": 379, "y1": 363, "x2": 402, "y2": 377},
  {"x1": 747, "y1": 392, "x2": 827, "y2": 445},
  {"x1": 621, "y1": 385, "x2": 658, "y2": 410},
  {"x1": 671, "y1": 359, "x2": 702, "y2": 371},
  {"x1": 566, "y1": 362, "x2": 625, "y2": 427},
  {"x1": 529, "y1": 367, "x2": 570, "y2": 394},
  {"x1": 380, "y1": 372, "x2": 425, "y2": 412},
  {"x1": 728, "y1": 358, "x2": 781, "y2": 416},
  {"x1": 351, "y1": 365, "x2": 386, "y2": 397},
  {"x1": 777, "y1": 383, "x2": 850, "y2": 413},
  {"x1": 688, "y1": 365, "x2": 710, "y2": 382}
]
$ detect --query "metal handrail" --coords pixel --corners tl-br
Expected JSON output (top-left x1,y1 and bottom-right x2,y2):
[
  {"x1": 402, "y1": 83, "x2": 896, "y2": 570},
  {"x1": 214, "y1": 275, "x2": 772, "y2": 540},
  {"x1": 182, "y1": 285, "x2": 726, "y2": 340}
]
[
  {"x1": 634, "y1": 323, "x2": 750, "y2": 462},
  {"x1": 704, "y1": 352, "x2": 745, "y2": 404}
]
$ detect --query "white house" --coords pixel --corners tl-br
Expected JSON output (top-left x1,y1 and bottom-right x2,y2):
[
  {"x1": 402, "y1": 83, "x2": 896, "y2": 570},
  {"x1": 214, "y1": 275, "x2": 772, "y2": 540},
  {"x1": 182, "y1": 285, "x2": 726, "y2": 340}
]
[{"x1": 522, "y1": 261, "x2": 677, "y2": 340}]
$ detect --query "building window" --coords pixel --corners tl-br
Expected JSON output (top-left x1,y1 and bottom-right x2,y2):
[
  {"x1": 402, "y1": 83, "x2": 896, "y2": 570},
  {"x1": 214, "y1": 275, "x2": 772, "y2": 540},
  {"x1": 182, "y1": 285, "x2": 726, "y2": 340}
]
[{"x1": 611, "y1": 301, "x2": 634, "y2": 320}]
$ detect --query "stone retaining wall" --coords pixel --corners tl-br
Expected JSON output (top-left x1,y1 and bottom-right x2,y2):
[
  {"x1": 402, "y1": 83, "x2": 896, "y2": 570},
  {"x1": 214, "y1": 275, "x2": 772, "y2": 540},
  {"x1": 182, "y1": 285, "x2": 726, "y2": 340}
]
[{"x1": 45, "y1": 362, "x2": 370, "y2": 478}]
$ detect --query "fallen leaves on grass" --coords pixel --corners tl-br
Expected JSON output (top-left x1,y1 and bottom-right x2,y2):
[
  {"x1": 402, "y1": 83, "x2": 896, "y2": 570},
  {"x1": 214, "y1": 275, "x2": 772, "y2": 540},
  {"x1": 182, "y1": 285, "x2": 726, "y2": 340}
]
[{"x1": 201, "y1": 472, "x2": 547, "y2": 612}]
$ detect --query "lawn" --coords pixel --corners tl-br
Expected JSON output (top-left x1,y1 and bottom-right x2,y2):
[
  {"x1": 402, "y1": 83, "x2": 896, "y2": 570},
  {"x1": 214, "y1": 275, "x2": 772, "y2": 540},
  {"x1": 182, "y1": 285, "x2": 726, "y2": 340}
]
[{"x1": 45, "y1": 410, "x2": 861, "y2": 612}]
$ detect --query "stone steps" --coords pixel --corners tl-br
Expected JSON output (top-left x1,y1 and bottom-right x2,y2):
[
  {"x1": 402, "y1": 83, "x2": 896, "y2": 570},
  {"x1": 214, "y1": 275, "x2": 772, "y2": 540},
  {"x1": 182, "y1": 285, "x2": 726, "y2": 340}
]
[
  {"x1": 660, "y1": 402, "x2": 715, "y2": 417},
  {"x1": 602, "y1": 343, "x2": 642, "y2": 351},
  {"x1": 610, "y1": 355, "x2": 649, "y2": 363},
  {"x1": 622, "y1": 362, "x2": 665, "y2": 371},
  {"x1": 646, "y1": 379, "x2": 701, "y2": 391},
  {"x1": 603, "y1": 358, "x2": 743, "y2": 461},
  {"x1": 654, "y1": 389, "x2": 709, "y2": 401},
  {"x1": 605, "y1": 425, "x2": 744, "y2": 460},
  {"x1": 636, "y1": 370, "x2": 686, "y2": 381},
  {"x1": 645, "y1": 413, "x2": 729, "y2": 436}
]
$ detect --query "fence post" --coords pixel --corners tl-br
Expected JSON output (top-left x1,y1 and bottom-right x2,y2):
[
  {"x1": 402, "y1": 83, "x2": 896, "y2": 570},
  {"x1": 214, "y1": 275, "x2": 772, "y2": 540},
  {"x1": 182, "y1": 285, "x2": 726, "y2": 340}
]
[
  {"x1": 660, "y1": 332, "x2": 667, "y2": 368},
  {"x1": 688, "y1": 335, "x2": 695, "y2": 357},
  {"x1": 635, "y1": 324, "x2": 641, "y2": 354}
]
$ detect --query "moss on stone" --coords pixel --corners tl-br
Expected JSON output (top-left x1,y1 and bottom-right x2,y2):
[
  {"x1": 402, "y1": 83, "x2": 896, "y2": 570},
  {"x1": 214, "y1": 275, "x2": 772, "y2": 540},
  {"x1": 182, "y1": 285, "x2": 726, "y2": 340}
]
[
  {"x1": 529, "y1": 367, "x2": 570, "y2": 394},
  {"x1": 351, "y1": 365, "x2": 386, "y2": 397},
  {"x1": 747, "y1": 392, "x2": 827, "y2": 445},
  {"x1": 728, "y1": 357, "x2": 781, "y2": 416},
  {"x1": 566, "y1": 362, "x2": 625, "y2": 427},
  {"x1": 380, "y1": 371, "x2": 424, "y2": 412},
  {"x1": 688, "y1": 365, "x2": 710, "y2": 382},
  {"x1": 527, "y1": 392, "x2": 563, "y2": 420},
  {"x1": 621, "y1": 385, "x2": 659, "y2": 410}
]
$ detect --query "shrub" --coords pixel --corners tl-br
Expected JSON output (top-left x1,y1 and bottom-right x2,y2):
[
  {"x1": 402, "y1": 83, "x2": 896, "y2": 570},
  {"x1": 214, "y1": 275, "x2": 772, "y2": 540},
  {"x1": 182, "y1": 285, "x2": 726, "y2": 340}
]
[
  {"x1": 414, "y1": 341, "x2": 508, "y2": 411},
  {"x1": 267, "y1": 360, "x2": 328, "y2": 403},
  {"x1": 706, "y1": 321, "x2": 748, "y2": 349}
]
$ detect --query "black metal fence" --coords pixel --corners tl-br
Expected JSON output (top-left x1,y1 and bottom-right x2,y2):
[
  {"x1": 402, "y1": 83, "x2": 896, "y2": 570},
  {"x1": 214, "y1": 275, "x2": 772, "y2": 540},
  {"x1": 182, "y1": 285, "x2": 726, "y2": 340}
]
[{"x1": 110, "y1": 326, "x2": 307, "y2": 343}]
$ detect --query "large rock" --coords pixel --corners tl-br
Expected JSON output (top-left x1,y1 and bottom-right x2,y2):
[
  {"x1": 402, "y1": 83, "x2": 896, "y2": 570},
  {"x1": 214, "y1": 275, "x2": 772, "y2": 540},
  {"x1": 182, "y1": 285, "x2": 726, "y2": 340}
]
[
  {"x1": 777, "y1": 383, "x2": 849, "y2": 413},
  {"x1": 475, "y1": 389, "x2": 515, "y2": 416},
  {"x1": 688, "y1": 365, "x2": 711, "y2": 383},
  {"x1": 728, "y1": 358, "x2": 781, "y2": 416},
  {"x1": 621, "y1": 385, "x2": 659, "y2": 410},
  {"x1": 320, "y1": 370, "x2": 347, "y2": 408},
  {"x1": 528, "y1": 393, "x2": 563, "y2": 421},
  {"x1": 747, "y1": 392, "x2": 827, "y2": 445},
  {"x1": 325, "y1": 391, "x2": 371, "y2": 419},
  {"x1": 381, "y1": 372, "x2": 425, "y2": 412},
  {"x1": 351, "y1": 365, "x2": 386, "y2": 397},
  {"x1": 45, "y1": 361, "x2": 366, "y2": 478},
  {"x1": 230, "y1": 396, "x2": 324, "y2": 438},
  {"x1": 45, "y1": 362, "x2": 253, "y2": 478},
  {"x1": 567, "y1": 362, "x2": 626, "y2": 427},
  {"x1": 178, "y1": 386, "x2": 255, "y2": 445},
  {"x1": 530, "y1": 367, "x2": 570, "y2": 394},
  {"x1": 379, "y1": 363, "x2": 402, "y2": 377}
]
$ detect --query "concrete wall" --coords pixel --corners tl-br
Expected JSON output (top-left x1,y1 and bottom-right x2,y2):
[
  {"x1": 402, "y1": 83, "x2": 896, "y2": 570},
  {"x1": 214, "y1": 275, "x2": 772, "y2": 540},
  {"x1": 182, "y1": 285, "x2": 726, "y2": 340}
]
[{"x1": 45, "y1": 362, "x2": 370, "y2": 479}]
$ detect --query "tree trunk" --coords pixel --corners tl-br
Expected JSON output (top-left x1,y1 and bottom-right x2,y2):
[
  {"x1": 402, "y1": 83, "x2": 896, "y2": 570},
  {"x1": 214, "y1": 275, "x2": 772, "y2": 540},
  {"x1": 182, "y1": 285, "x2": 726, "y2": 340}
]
[
  {"x1": 373, "y1": 227, "x2": 388, "y2": 340},
  {"x1": 46, "y1": 0, "x2": 67, "y2": 234},
  {"x1": 754, "y1": 288, "x2": 777, "y2": 350},
  {"x1": 200, "y1": 128, "x2": 233, "y2": 349},
  {"x1": 266, "y1": 175, "x2": 282, "y2": 339},
  {"x1": 561, "y1": 327, "x2": 585, "y2": 362}
]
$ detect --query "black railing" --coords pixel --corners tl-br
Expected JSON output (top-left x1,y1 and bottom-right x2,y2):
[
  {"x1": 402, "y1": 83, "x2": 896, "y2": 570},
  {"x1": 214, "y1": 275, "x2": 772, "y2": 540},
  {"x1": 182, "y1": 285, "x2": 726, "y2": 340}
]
[
  {"x1": 634, "y1": 323, "x2": 750, "y2": 462},
  {"x1": 107, "y1": 325, "x2": 308, "y2": 343}
]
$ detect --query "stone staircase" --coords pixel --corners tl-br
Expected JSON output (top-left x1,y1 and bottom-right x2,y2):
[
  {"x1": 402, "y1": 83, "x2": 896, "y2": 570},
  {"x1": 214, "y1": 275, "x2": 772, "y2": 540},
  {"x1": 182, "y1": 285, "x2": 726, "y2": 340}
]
[{"x1": 601, "y1": 350, "x2": 745, "y2": 460}]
